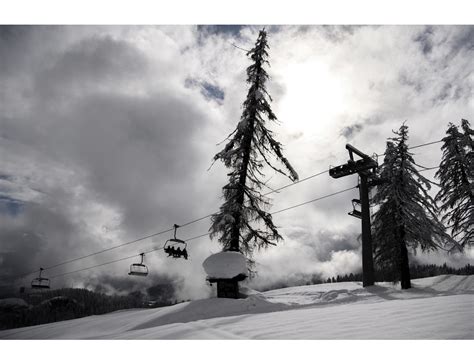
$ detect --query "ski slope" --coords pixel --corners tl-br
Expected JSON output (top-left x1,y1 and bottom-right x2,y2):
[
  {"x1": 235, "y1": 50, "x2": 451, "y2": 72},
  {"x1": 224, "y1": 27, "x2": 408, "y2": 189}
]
[{"x1": 1, "y1": 275, "x2": 473, "y2": 339}]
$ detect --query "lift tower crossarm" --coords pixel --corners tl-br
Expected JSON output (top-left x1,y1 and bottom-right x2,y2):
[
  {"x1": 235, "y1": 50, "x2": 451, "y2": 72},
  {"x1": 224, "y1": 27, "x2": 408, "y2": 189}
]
[{"x1": 346, "y1": 143, "x2": 370, "y2": 160}]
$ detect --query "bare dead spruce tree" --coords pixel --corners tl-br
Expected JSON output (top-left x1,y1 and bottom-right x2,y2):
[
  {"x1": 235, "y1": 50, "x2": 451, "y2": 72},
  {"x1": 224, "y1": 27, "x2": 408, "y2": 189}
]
[{"x1": 209, "y1": 29, "x2": 298, "y2": 262}]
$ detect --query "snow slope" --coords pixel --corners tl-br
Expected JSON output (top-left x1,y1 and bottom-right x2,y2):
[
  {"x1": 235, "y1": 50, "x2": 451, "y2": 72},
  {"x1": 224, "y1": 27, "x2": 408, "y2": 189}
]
[{"x1": 1, "y1": 275, "x2": 473, "y2": 339}]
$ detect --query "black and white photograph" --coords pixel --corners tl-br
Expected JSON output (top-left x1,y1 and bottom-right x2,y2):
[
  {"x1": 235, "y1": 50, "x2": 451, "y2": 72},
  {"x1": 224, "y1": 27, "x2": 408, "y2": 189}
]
[{"x1": 0, "y1": 1, "x2": 472, "y2": 362}]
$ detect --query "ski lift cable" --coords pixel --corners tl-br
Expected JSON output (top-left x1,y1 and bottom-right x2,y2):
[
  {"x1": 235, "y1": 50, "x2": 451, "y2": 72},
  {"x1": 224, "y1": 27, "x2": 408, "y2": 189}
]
[
  {"x1": 377, "y1": 139, "x2": 444, "y2": 156},
  {"x1": 45, "y1": 186, "x2": 358, "y2": 279},
  {"x1": 18, "y1": 215, "x2": 216, "y2": 278},
  {"x1": 17, "y1": 227, "x2": 174, "y2": 278},
  {"x1": 228, "y1": 41, "x2": 251, "y2": 53},
  {"x1": 270, "y1": 186, "x2": 358, "y2": 215},
  {"x1": 49, "y1": 246, "x2": 165, "y2": 279},
  {"x1": 16, "y1": 168, "x2": 330, "y2": 278},
  {"x1": 262, "y1": 169, "x2": 329, "y2": 196},
  {"x1": 17, "y1": 138, "x2": 444, "y2": 279}
]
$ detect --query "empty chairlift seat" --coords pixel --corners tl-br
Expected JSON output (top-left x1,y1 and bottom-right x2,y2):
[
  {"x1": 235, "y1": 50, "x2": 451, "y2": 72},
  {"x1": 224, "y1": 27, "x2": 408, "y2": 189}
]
[
  {"x1": 31, "y1": 268, "x2": 50, "y2": 289},
  {"x1": 128, "y1": 253, "x2": 149, "y2": 277},
  {"x1": 348, "y1": 199, "x2": 362, "y2": 219}
]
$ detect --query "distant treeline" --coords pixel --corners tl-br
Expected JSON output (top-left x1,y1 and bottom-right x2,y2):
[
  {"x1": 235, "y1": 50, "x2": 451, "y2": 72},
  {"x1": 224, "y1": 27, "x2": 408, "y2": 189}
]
[
  {"x1": 259, "y1": 263, "x2": 474, "y2": 291},
  {"x1": 0, "y1": 283, "x2": 177, "y2": 331},
  {"x1": 324, "y1": 263, "x2": 474, "y2": 284}
]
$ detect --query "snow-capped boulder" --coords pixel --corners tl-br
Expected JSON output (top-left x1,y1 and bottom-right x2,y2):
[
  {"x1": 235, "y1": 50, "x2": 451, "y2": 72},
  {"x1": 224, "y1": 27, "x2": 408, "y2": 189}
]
[{"x1": 202, "y1": 251, "x2": 248, "y2": 280}]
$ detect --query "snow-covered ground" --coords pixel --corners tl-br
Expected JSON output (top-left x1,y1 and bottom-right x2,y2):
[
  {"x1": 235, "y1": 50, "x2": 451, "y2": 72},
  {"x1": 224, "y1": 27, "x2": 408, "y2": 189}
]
[{"x1": 1, "y1": 274, "x2": 472, "y2": 339}]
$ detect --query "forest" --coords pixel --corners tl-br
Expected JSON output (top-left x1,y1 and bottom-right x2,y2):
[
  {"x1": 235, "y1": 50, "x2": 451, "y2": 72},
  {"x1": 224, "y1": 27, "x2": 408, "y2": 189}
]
[{"x1": 0, "y1": 282, "x2": 177, "y2": 330}]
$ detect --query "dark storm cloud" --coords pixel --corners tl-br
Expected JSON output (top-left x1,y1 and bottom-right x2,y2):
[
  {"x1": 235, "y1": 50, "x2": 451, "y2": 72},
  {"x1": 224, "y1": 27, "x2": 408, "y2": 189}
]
[
  {"x1": 442, "y1": 25, "x2": 474, "y2": 57},
  {"x1": 414, "y1": 26, "x2": 435, "y2": 55},
  {"x1": 1, "y1": 27, "x2": 214, "y2": 234},
  {"x1": 41, "y1": 91, "x2": 207, "y2": 233},
  {"x1": 0, "y1": 25, "x2": 33, "y2": 74},
  {"x1": 0, "y1": 26, "x2": 221, "y2": 294},
  {"x1": 340, "y1": 123, "x2": 364, "y2": 139},
  {"x1": 0, "y1": 200, "x2": 80, "y2": 281},
  {"x1": 34, "y1": 35, "x2": 150, "y2": 100},
  {"x1": 0, "y1": 196, "x2": 24, "y2": 216}
]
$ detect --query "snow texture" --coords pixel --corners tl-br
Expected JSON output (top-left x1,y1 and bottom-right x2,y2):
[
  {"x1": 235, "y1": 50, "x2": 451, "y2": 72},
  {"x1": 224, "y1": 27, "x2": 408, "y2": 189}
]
[
  {"x1": 1, "y1": 275, "x2": 473, "y2": 339},
  {"x1": 202, "y1": 251, "x2": 248, "y2": 279}
]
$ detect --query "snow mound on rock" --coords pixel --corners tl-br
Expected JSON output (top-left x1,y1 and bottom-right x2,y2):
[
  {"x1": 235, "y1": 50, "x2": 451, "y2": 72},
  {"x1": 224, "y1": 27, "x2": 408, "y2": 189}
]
[{"x1": 202, "y1": 251, "x2": 248, "y2": 279}]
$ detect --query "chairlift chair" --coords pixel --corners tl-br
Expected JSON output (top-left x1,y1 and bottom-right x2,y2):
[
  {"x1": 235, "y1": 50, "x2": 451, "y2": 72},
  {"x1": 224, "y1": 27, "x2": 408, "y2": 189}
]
[
  {"x1": 348, "y1": 199, "x2": 362, "y2": 219},
  {"x1": 31, "y1": 268, "x2": 50, "y2": 289},
  {"x1": 164, "y1": 224, "x2": 188, "y2": 260},
  {"x1": 128, "y1": 253, "x2": 149, "y2": 276}
]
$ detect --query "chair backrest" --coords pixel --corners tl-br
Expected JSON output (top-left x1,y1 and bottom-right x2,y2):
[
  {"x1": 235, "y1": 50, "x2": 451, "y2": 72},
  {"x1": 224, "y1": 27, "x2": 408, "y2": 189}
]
[
  {"x1": 129, "y1": 263, "x2": 148, "y2": 276},
  {"x1": 31, "y1": 278, "x2": 50, "y2": 289}
]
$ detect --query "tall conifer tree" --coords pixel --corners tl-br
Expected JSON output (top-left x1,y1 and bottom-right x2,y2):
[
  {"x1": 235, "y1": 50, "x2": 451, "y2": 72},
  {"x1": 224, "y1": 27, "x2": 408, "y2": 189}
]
[
  {"x1": 372, "y1": 124, "x2": 448, "y2": 289},
  {"x1": 435, "y1": 119, "x2": 473, "y2": 249},
  {"x1": 209, "y1": 29, "x2": 298, "y2": 258}
]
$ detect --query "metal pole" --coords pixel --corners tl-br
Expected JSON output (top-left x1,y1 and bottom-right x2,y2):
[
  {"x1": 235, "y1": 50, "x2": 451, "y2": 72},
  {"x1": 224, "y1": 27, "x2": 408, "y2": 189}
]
[{"x1": 359, "y1": 174, "x2": 375, "y2": 286}]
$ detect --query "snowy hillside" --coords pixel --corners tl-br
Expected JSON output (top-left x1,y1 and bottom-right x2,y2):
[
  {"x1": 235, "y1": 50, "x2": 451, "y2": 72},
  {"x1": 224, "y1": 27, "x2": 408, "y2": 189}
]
[{"x1": 1, "y1": 275, "x2": 473, "y2": 339}]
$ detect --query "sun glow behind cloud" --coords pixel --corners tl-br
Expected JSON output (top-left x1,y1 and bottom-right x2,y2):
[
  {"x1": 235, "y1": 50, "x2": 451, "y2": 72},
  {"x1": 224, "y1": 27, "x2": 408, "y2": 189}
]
[{"x1": 278, "y1": 60, "x2": 346, "y2": 141}]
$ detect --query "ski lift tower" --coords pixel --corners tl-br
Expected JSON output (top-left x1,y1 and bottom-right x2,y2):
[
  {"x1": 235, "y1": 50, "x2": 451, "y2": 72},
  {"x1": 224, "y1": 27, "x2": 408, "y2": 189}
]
[{"x1": 329, "y1": 144, "x2": 377, "y2": 287}]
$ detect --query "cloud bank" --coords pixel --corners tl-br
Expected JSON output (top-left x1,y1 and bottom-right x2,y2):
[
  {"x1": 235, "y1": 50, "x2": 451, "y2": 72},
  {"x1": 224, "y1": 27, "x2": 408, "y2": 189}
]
[{"x1": 0, "y1": 25, "x2": 472, "y2": 298}]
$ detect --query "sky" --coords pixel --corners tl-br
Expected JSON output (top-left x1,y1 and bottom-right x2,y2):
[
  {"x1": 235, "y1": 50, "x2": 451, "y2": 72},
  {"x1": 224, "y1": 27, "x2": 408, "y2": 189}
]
[{"x1": 0, "y1": 25, "x2": 473, "y2": 299}]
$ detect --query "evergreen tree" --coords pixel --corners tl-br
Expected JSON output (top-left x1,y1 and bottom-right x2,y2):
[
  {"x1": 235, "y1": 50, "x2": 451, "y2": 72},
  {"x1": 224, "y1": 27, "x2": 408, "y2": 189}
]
[
  {"x1": 209, "y1": 29, "x2": 298, "y2": 258},
  {"x1": 435, "y1": 120, "x2": 473, "y2": 249},
  {"x1": 460, "y1": 119, "x2": 474, "y2": 180},
  {"x1": 460, "y1": 119, "x2": 474, "y2": 152},
  {"x1": 371, "y1": 141, "x2": 401, "y2": 281},
  {"x1": 372, "y1": 124, "x2": 448, "y2": 289}
]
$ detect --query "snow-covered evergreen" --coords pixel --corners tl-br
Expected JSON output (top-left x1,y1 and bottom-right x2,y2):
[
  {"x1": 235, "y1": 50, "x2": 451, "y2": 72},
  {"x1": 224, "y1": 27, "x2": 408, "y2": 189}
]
[
  {"x1": 435, "y1": 119, "x2": 473, "y2": 249},
  {"x1": 209, "y1": 29, "x2": 298, "y2": 258},
  {"x1": 372, "y1": 124, "x2": 449, "y2": 289}
]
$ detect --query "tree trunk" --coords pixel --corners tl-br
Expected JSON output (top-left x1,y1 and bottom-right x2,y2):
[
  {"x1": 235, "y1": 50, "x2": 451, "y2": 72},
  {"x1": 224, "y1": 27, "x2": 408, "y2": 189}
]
[
  {"x1": 359, "y1": 174, "x2": 375, "y2": 287},
  {"x1": 398, "y1": 144, "x2": 411, "y2": 289},
  {"x1": 229, "y1": 66, "x2": 262, "y2": 252},
  {"x1": 229, "y1": 119, "x2": 255, "y2": 252},
  {"x1": 455, "y1": 143, "x2": 474, "y2": 205},
  {"x1": 399, "y1": 239, "x2": 411, "y2": 289}
]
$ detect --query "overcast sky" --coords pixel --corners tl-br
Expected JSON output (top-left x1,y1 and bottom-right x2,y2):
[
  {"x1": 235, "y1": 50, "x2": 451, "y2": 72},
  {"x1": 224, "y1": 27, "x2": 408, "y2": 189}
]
[{"x1": 0, "y1": 25, "x2": 473, "y2": 299}]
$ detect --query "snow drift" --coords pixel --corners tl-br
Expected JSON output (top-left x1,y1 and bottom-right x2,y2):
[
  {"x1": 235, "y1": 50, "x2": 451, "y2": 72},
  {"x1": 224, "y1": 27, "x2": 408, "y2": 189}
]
[{"x1": 1, "y1": 275, "x2": 472, "y2": 339}]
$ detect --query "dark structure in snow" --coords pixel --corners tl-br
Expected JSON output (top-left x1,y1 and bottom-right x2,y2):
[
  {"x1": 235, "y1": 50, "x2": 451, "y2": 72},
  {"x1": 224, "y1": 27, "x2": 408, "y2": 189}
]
[
  {"x1": 203, "y1": 251, "x2": 248, "y2": 298},
  {"x1": 209, "y1": 29, "x2": 298, "y2": 298}
]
